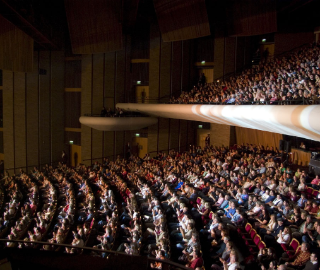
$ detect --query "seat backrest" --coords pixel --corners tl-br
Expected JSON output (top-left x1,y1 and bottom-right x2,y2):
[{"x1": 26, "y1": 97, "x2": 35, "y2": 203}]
[
  {"x1": 245, "y1": 223, "x2": 252, "y2": 233},
  {"x1": 250, "y1": 229, "x2": 257, "y2": 239},
  {"x1": 254, "y1": 234, "x2": 261, "y2": 245},
  {"x1": 290, "y1": 238, "x2": 300, "y2": 252},
  {"x1": 197, "y1": 197, "x2": 202, "y2": 205},
  {"x1": 258, "y1": 241, "x2": 266, "y2": 250},
  {"x1": 306, "y1": 187, "x2": 313, "y2": 194},
  {"x1": 312, "y1": 189, "x2": 319, "y2": 197}
]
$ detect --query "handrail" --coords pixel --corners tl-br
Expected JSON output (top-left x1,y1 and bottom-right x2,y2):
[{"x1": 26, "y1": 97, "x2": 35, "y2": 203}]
[{"x1": 0, "y1": 239, "x2": 192, "y2": 270}]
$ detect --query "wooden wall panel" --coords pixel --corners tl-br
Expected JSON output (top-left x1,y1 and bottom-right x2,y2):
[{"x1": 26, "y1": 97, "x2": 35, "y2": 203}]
[
  {"x1": 169, "y1": 119, "x2": 179, "y2": 150},
  {"x1": 159, "y1": 42, "x2": 171, "y2": 98},
  {"x1": 0, "y1": 15, "x2": 33, "y2": 72},
  {"x1": 187, "y1": 121, "x2": 196, "y2": 148},
  {"x1": 179, "y1": 120, "x2": 188, "y2": 152},
  {"x1": 236, "y1": 37, "x2": 245, "y2": 72},
  {"x1": 147, "y1": 123, "x2": 158, "y2": 157},
  {"x1": 65, "y1": 0, "x2": 122, "y2": 54},
  {"x1": 92, "y1": 129, "x2": 103, "y2": 163},
  {"x1": 3, "y1": 71, "x2": 14, "y2": 174},
  {"x1": 224, "y1": 37, "x2": 236, "y2": 76},
  {"x1": 13, "y1": 72, "x2": 26, "y2": 173},
  {"x1": 65, "y1": 60, "x2": 81, "y2": 88},
  {"x1": 39, "y1": 51, "x2": 51, "y2": 166},
  {"x1": 149, "y1": 24, "x2": 161, "y2": 101},
  {"x1": 154, "y1": 0, "x2": 210, "y2": 42},
  {"x1": 182, "y1": 40, "x2": 194, "y2": 91},
  {"x1": 158, "y1": 118, "x2": 169, "y2": 153},
  {"x1": 115, "y1": 50, "x2": 125, "y2": 104},
  {"x1": 104, "y1": 131, "x2": 114, "y2": 159},
  {"x1": 91, "y1": 53, "x2": 104, "y2": 162},
  {"x1": 104, "y1": 52, "x2": 115, "y2": 109},
  {"x1": 26, "y1": 54, "x2": 39, "y2": 171},
  {"x1": 51, "y1": 51, "x2": 65, "y2": 163},
  {"x1": 92, "y1": 54, "x2": 104, "y2": 114},
  {"x1": 214, "y1": 37, "x2": 224, "y2": 80},
  {"x1": 81, "y1": 55, "x2": 93, "y2": 165},
  {"x1": 210, "y1": 123, "x2": 231, "y2": 147},
  {"x1": 115, "y1": 131, "x2": 125, "y2": 157},
  {"x1": 235, "y1": 127, "x2": 283, "y2": 149},
  {"x1": 65, "y1": 92, "x2": 81, "y2": 128},
  {"x1": 172, "y1": 41, "x2": 182, "y2": 96}
]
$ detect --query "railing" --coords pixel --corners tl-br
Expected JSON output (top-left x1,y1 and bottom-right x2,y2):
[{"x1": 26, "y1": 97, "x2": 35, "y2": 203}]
[{"x1": 0, "y1": 239, "x2": 191, "y2": 270}]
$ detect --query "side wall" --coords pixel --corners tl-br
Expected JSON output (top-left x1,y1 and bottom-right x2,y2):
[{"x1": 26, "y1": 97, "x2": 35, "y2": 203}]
[{"x1": 3, "y1": 51, "x2": 65, "y2": 174}]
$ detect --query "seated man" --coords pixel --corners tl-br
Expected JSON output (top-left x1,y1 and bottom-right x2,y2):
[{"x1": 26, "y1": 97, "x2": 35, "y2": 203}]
[{"x1": 284, "y1": 242, "x2": 311, "y2": 269}]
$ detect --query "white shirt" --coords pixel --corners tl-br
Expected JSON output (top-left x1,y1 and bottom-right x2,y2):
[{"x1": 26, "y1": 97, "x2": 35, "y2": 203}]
[
  {"x1": 228, "y1": 262, "x2": 240, "y2": 270},
  {"x1": 277, "y1": 233, "x2": 290, "y2": 244}
]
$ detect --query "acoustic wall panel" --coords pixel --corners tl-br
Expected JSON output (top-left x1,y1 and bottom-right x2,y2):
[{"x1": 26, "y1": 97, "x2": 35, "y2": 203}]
[{"x1": 154, "y1": 0, "x2": 210, "y2": 42}]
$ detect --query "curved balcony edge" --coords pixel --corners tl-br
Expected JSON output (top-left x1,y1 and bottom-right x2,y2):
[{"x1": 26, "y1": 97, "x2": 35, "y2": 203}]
[{"x1": 116, "y1": 103, "x2": 320, "y2": 142}]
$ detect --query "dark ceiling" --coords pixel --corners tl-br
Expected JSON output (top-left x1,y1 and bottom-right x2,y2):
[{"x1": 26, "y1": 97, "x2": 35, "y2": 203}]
[{"x1": 0, "y1": 0, "x2": 319, "y2": 51}]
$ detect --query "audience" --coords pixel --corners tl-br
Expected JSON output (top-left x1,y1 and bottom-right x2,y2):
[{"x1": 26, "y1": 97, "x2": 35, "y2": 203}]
[
  {"x1": 170, "y1": 42, "x2": 320, "y2": 105},
  {"x1": 1, "y1": 141, "x2": 320, "y2": 270}
]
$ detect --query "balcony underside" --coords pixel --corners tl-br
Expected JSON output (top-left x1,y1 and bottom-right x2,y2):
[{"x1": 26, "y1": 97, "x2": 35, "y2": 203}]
[
  {"x1": 79, "y1": 116, "x2": 158, "y2": 131},
  {"x1": 117, "y1": 103, "x2": 320, "y2": 141}
]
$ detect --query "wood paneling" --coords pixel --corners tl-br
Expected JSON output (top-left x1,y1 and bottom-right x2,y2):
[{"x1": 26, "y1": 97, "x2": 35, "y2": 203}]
[
  {"x1": 65, "y1": 60, "x2": 81, "y2": 88},
  {"x1": 81, "y1": 55, "x2": 93, "y2": 165},
  {"x1": 235, "y1": 127, "x2": 283, "y2": 149},
  {"x1": 149, "y1": 24, "x2": 161, "y2": 100},
  {"x1": 26, "y1": 54, "x2": 39, "y2": 170},
  {"x1": 160, "y1": 42, "x2": 171, "y2": 98},
  {"x1": 13, "y1": 72, "x2": 26, "y2": 173},
  {"x1": 51, "y1": 51, "x2": 65, "y2": 163},
  {"x1": 65, "y1": 92, "x2": 81, "y2": 128},
  {"x1": 154, "y1": 0, "x2": 211, "y2": 42},
  {"x1": 0, "y1": 15, "x2": 33, "y2": 72},
  {"x1": 172, "y1": 41, "x2": 182, "y2": 96},
  {"x1": 227, "y1": 0, "x2": 277, "y2": 36},
  {"x1": 39, "y1": 51, "x2": 51, "y2": 166},
  {"x1": 3, "y1": 71, "x2": 14, "y2": 173},
  {"x1": 65, "y1": 0, "x2": 122, "y2": 54}
]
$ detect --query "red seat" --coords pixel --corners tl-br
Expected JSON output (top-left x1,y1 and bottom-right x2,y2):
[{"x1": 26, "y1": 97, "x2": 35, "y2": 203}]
[
  {"x1": 197, "y1": 197, "x2": 202, "y2": 205},
  {"x1": 241, "y1": 223, "x2": 252, "y2": 239},
  {"x1": 312, "y1": 189, "x2": 319, "y2": 198},
  {"x1": 258, "y1": 241, "x2": 266, "y2": 250},
  {"x1": 245, "y1": 229, "x2": 256, "y2": 245},
  {"x1": 248, "y1": 235, "x2": 261, "y2": 252},
  {"x1": 305, "y1": 187, "x2": 314, "y2": 198},
  {"x1": 285, "y1": 238, "x2": 300, "y2": 258}
]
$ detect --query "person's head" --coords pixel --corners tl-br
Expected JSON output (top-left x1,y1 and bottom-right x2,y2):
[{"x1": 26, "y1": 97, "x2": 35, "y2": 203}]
[
  {"x1": 269, "y1": 260, "x2": 278, "y2": 269},
  {"x1": 301, "y1": 242, "x2": 309, "y2": 252},
  {"x1": 229, "y1": 251, "x2": 237, "y2": 263},
  {"x1": 283, "y1": 227, "x2": 291, "y2": 235},
  {"x1": 278, "y1": 264, "x2": 287, "y2": 270},
  {"x1": 277, "y1": 218, "x2": 284, "y2": 226},
  {"x1": 310, "y1": 252, "x2": 318, "y2": 263}
]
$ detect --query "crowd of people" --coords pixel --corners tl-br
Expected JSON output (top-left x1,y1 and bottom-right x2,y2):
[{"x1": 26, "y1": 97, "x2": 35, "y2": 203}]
[
  {"x1": 1, "y1": 143, "x2": 320, "y2": 270},
  {"x1": 170, "y1": 42, "x2": 320, "y2": 105}
]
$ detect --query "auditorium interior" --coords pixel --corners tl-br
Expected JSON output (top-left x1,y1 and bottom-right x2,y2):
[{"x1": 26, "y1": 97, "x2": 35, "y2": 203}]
[{"x1": 1, "y1": 0, "x2": 320, "y2": 270}]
